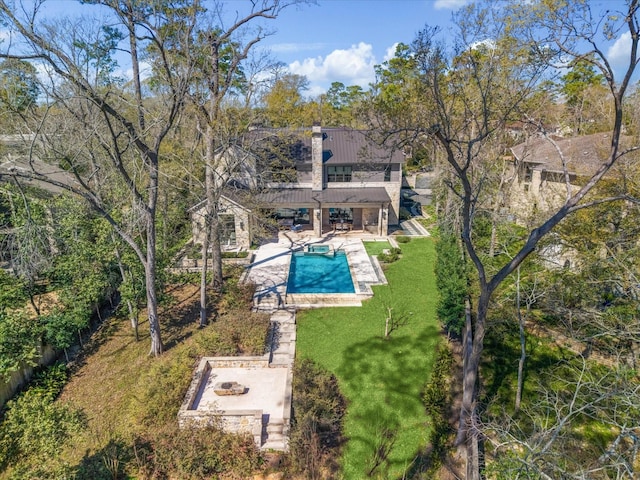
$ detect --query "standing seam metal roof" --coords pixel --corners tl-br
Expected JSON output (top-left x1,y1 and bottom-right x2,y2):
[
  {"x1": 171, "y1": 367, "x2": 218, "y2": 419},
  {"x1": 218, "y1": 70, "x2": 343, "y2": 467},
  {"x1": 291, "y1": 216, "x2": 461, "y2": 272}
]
[
  {"x1": 257, "y1": 187, "x2": 391, "y2": 206},
  {"x1": 249, "y1": 127, "x2": 405, "y2": 165}
]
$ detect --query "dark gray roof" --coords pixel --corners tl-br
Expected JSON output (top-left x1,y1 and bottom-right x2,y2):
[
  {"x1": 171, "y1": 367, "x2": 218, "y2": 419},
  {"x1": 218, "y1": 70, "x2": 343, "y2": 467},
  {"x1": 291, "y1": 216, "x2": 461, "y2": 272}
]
[
  {"x1": 322, "y1": 128, "x2": 405, "y2": 165},
  {"x1": 0, "y1": 155, "x2": 77, "y2": 195},
  {"x1": 257, "y1": 187, "x2": 391, "y2": 206},
  {"x1": 248, "y1": 127, "x2": 405, "y2": 165}
]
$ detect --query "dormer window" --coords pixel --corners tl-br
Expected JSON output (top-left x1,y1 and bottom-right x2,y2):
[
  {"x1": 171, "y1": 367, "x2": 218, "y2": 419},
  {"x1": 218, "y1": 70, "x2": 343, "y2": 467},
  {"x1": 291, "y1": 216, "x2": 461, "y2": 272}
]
[{"x1": 328, "y1": 165, "x2": 352, "y2": 182}]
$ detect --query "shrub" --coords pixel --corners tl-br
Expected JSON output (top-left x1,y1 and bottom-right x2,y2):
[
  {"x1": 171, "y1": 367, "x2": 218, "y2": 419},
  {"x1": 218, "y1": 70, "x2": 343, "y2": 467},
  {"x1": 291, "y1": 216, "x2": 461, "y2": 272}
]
[
  {"x1": 196, "y1": 312, "x2": 270, "y2": 356},
  {"x1": 127, "y1": 351, "x2": 196, "y2": 429},
  {"x1": 288, "y1": 359, "x2": 346, "y2": 478},
  {"x1": 217, "y1": 273, "x2": 256, "y2": 315},
  {"x1": 221, "y1": 250, "x2": 250, "y2": 259},
  {"x1": 133, "y1": 424, "x2": 262, "y2": 480},
  {"x1": 378, "y1": 247, "x2": 402, "y2": 264},
  {"x1": 420, "y1": 343, "x2": 454, "y2": 476},
  {"x1": 434, "y1": 233, "x2": 468, "y2": 335},
  {"x1": 395, "y1": 235, "x2": 411, "y2": 244},
  {"x1": 0, "y1": 364, "x2": 85, "y2": 473},
  {"x1": 0, "y1": 310, "x2": 43, "y2": 381}
]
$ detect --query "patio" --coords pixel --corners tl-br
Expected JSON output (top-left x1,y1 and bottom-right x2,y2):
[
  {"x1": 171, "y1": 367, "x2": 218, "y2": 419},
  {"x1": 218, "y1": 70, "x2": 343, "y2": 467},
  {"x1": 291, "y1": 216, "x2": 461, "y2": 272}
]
[{"x1": 244, "y1": 232, "x2": 390, "y2": 311}]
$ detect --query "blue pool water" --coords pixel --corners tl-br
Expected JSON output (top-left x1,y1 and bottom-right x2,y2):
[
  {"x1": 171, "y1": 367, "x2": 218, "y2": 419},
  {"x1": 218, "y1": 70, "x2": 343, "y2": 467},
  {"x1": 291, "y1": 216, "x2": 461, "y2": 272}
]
[{"x1": 287, "y1": 250, "x2": 355, "y2": 294}]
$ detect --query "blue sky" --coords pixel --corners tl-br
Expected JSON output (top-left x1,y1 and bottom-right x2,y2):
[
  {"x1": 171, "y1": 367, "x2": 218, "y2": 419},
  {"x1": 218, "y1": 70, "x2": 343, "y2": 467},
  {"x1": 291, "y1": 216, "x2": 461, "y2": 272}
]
[
  {"x1": 258, "y1": 0, "x2": 463, "y2": 95},
  {"x1": 6, "y1": 0, "x2": 636, "y2": 98},
  {"x1": 254, "y1": 0, "x2": 635, "y2": 97},
  {"x1": 28, "y1": 0, "x2": 459, "y2": 96}
]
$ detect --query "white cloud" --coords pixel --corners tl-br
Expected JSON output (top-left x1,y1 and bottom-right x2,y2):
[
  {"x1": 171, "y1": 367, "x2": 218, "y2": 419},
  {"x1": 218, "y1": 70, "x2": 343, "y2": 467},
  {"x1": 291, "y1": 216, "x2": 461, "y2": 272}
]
[
  {"x1": 434, "y1": 0, "x2": 469, "y2": 10},
  {"x1": 384, "y1": 43, "x2": 400, "y2": 62},
  {"x1": 607, "y1": 31, "x2": 631, "y2": 70},
  {"x1": 288, "y1": 42, "x2": 378, "y2": 90},
  {"x1": 470, "y1": 39, "x2": 496, "y2": 51}
]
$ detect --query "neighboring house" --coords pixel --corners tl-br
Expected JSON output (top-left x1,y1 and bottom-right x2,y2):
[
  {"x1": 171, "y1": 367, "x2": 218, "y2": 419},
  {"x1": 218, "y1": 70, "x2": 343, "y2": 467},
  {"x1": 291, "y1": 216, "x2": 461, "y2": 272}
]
[
  {"x1": 255, "y1": 124, "x2": 405, "y2": 237},
  {"x1": 509, "y1": 132, "x2": 628, "y2": 220},
  {"x1": 508, "y1": 132, "x2": 634, "y2": 269}
]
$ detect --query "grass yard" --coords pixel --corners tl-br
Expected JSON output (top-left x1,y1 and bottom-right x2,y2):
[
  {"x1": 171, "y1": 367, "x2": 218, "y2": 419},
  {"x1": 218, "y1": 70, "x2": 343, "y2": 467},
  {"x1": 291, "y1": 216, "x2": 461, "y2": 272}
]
[{"x1": 296, "y1": 237, "x2": 441, "y2": 479}]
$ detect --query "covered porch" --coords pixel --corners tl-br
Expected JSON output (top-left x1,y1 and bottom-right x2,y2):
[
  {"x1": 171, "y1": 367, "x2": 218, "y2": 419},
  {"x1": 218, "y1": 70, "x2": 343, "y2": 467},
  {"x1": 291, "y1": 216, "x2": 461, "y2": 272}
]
[{"x1": 259, "y1": 187, "x2": 391, "y2": 237}]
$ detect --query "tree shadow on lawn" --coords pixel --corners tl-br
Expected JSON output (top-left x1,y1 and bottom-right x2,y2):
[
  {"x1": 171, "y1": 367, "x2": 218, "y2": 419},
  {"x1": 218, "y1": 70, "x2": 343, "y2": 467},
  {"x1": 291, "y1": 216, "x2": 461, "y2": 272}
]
[{"x1": 337, "y1": 323, "x2": 440, "y2": 478}]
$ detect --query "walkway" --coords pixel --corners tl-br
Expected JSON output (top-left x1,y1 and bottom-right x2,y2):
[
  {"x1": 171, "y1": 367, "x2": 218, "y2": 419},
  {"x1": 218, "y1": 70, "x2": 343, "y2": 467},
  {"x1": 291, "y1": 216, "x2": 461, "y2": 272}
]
[{"x1": 398, "y1": 218, "x2": 431, "y2": 236}]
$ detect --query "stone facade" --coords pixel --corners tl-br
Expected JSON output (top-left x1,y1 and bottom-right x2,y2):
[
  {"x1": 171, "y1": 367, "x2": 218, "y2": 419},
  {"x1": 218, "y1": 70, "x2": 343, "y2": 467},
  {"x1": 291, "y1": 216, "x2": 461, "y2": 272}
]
[{"x1": 190, "y1": 196, "x2": 253, "y2": 251}]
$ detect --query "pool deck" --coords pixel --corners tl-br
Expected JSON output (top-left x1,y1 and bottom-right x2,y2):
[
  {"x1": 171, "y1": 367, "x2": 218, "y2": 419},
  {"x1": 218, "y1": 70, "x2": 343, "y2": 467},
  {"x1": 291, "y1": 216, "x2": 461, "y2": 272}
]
[{"x1": 245, "y1": 231, "x2": 390, "y2": 311}]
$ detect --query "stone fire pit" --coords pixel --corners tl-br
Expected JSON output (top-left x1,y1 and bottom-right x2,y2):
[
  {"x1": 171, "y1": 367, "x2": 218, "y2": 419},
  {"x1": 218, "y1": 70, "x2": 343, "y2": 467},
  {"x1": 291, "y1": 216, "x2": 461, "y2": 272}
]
[{"x1": 214, "y1": 381, "x2": 246, "y2": 396}]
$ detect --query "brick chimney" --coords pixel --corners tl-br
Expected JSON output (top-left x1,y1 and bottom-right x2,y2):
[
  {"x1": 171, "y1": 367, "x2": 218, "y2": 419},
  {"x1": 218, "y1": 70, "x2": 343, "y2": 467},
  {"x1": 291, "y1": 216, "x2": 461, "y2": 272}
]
[{"x1": 311, "y1": 124, "x2": 323, "y2": 191}]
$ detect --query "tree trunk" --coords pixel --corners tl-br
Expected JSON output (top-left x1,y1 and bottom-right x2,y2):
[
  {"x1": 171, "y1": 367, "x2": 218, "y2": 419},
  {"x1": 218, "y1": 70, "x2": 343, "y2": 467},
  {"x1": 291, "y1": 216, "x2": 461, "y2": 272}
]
[
  {"x1": 199, "y1": 122, "x2": 216, "y2": 326},
  {"x1": 457, "y1": 294, "x2": 488, "y2": 480},
  {"x1": 146, "y1": 158, "x2": 163, "y2": 356},
  {"x1": 515, "y1": 267, "x2": 525, "y2": 412},
  {"x1": 145, "y1": 257, "x2": 163, "y2": 356},
  {"x1": 199, "y1": 211, "x2": 211, "y2": 327},
  {"x1": 210, "y1": 208, "x2": 223, "y2": 291}
]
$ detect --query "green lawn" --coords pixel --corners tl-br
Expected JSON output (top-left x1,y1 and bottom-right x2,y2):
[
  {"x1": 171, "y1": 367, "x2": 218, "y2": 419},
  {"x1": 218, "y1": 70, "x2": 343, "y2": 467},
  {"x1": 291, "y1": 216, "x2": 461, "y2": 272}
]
[{"x1": 296, "y1": 238, "x2": 440, "y2": 479}]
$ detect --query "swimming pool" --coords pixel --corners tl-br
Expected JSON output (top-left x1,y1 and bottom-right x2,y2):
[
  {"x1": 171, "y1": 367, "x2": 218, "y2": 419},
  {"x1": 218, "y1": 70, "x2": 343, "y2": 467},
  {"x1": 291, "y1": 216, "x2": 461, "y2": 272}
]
[{"x1": 287, "y1": 250, "x2": 355, "y2": 294}]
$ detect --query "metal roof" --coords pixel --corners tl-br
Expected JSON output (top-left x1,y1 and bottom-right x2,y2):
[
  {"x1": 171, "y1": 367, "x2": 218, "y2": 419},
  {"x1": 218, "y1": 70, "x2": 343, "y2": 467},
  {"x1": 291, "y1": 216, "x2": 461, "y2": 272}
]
[
  {"x1": 248, "y1": 127, "x2": 405, "y2": 165},
  {"x1": 510, "y1": 133, "x2": 633, "y2": 176},
  {"x1": 257, "y1": 187, "x2": 391, "y2": 206}
]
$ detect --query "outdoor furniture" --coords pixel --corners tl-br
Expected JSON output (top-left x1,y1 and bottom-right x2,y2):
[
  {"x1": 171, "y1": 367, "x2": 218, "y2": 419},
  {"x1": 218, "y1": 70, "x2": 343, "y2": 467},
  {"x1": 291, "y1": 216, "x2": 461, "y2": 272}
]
[{"x1": 278, "y1": 218, "x2": 294, "y2": 230}]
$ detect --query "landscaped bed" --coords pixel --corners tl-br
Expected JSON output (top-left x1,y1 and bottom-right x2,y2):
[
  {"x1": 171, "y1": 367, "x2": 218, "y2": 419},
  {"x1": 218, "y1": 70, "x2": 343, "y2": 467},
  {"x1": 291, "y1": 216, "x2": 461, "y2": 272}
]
[{"x1": 296, "y1": 237, "x2": 440, "y2": 479}]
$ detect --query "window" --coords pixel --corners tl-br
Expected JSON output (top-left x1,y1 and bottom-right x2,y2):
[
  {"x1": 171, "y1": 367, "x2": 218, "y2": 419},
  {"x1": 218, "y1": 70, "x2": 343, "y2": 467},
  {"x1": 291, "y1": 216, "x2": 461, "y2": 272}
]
[
  {"x1": 327, "y1": 165, "x2": 352, "y2": 182},
  {"x1": 220, "y1": 214, "x2": 236, "y2": 246},
  {"x1": 384, "y1": 165, "x2": 391, "y2": 182}
]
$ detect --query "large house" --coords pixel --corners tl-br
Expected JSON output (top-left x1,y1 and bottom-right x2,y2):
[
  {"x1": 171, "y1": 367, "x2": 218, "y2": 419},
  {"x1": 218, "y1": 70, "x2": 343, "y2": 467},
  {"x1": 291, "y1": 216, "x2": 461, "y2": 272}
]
[
  {"x1": 257, "y1": 125, "x2": 405, "y2": 237},
  {"x1": 191, "y1": 125, "x2": 406, "y2": 250}
]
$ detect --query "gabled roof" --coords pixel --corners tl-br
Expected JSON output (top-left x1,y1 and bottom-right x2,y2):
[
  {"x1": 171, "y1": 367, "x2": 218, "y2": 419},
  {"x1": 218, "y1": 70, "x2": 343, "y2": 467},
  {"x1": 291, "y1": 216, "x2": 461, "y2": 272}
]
[
  {"x1": 248, "y1": 127, "x2": 405, "y2": 165},
  {"x1": 188, "y1": 184, "x2": 253, "y2": 214},
  {"x1": 510, "y1": 133, "x2": 633, "y2": 176}
]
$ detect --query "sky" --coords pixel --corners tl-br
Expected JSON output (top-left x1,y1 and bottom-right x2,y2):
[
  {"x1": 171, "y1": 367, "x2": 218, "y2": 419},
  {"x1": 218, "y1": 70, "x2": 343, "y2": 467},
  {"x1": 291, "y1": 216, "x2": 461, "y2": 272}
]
[
  {"x1": 5, "y1": 0, "x2": 636, "y2": 98},
  {"x1": 252, "y1": 0, "x2": 634, "y2": 97},
  {"x1": 257, "y1": 0, "x2": 463, "y2": 96}
]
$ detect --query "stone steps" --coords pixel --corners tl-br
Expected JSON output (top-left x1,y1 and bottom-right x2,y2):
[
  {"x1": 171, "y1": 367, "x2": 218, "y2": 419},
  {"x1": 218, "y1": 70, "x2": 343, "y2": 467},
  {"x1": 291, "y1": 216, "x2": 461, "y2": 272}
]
[
  {"x1": 262, "y1": 419, "x2": 287, "y2": 451},
  {"x1": 258, "y1": 309, "x2": 296, "y2": 450}
]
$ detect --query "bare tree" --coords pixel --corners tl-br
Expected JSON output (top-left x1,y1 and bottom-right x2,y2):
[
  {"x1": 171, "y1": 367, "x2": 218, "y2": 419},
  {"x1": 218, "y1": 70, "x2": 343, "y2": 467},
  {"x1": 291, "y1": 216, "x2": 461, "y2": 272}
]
[
  {"x1": 370, "y1": 1, "x2": 640, "y2": 477},
  {"x1": 183, "y1": 0, "x2": 308, "y2": 326},
  {"x1": 0, "y1": 0, "x2": 196, "y2": 355},
  {"x1": 487, "y1": 357, "x2": 640, "y2": 479}
]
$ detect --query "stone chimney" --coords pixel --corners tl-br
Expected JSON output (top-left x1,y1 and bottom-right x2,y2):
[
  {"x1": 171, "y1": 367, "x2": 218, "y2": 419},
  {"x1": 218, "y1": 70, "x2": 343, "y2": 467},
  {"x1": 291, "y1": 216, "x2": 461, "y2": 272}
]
[{"x1": 311, "y1": 123, "x2": 323, "y2": 191}]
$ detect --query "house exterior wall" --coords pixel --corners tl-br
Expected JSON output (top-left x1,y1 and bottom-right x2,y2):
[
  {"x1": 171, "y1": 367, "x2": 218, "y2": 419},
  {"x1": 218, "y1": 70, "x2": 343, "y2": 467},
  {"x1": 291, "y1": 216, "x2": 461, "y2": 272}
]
[
  {"x1": 311, "y1": 125, "x2": 323, "y2": 191},
  {"x1": 194, "y1": 126, "x2": 405, "y2": 241},
  {"x1": 191, "y1": 198, "x2": 252, "y2": 250},
  {"x1": 507, "y1": 164, "x2": 581, "y2": 223}
]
